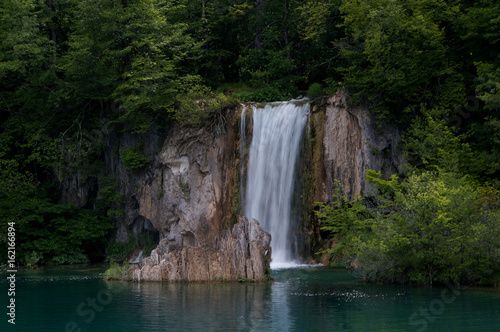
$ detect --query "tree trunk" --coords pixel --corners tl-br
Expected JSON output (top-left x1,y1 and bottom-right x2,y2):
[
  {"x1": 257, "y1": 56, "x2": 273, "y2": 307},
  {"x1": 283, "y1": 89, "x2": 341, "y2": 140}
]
[
  {"x1": 46, "y1": 0, "x2": 57, "y2": 60},
  {"x1": 255, "y1": 0, "x2": 264, "y2": 49},
  {"x1": 283, "y1": 0, "x2": 291, "y2": 60},
  {"x1": 202, "y1": 0, "x2": 208, "y2": 41}
]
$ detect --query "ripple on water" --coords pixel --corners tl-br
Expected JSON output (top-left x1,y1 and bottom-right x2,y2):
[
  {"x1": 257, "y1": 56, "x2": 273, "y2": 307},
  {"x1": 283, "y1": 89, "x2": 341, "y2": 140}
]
[
  {"x1": 19, "y1": 274, "x2": 102, "y2": 283},
  {"x1": 290, "y1": 289, "x2": 410, "y2": 302}
]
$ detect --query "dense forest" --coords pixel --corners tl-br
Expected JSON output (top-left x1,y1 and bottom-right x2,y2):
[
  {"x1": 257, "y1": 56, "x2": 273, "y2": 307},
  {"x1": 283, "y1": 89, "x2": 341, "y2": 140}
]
[{"x1": 1, "y1": 0, "x2": 499, "y2": 285}]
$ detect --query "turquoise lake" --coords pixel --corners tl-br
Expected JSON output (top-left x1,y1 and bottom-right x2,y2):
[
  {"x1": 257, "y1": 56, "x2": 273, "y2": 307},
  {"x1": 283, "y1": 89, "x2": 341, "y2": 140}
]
[{"x1": 2, "y1": 265, "x2": 500, "y2": 331}]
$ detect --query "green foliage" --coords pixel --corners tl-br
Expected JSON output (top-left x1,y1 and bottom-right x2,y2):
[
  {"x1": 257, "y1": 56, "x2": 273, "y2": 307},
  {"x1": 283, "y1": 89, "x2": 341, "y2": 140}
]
[
  {"x1": 102, "y1": 262, "x2": 132, "y2": 280},
  {"x1": 25, "y1": 251, "x2": 42, "y2": 268},
  {"x1": 339, "y1": 0, "x2": 464, "y2": 122},
  {"x1": 475, "y1": 61, "x2": 500, "y2": 111},
  {"x1": 95, "y1": 175, "x2": 125, "y2": 216},
  {"x1": 307, "y1": 83, "x2": 324, "y2": 100},
  {"x1": 120, "y1": 146, "x2": 148, "y2": 170},
  {"x1": 62, "y1": 0, "x2": 199, "y2": 133},
  {"x1": 172, "y1": 75, "x2": 238, "y2": 127},
  {"x1": 264, "y1": 265, "x2": 272, "y2": 282},
  {"x1": 237, "y1": 275, "x2": 256, "y2": 283},
  {"x1": 0, "y1": 165, "x2": 115, "y2": 265},
  {"x1": 106, "y1": 238, "x2": 136, "y2": 263},
  {"x1": 318, "y1": 171, "x2": 500, "y2": 286},
  {"x1": 467, "y1": 116, "x2": 500, "y2": 187},
  {"x1": 403, "y1": 107, "x2": 470, "y2": 173},
  {"x1": 315, "y1": 180, "x2": 374, "y2": 261},
  {"x1": 0, "y1": 0, "x2": 52, "y2": 84},
  {"x1": 139, "y1": 233, "x2": 158, "y2": 257},
  {"x1": 237, "y1": 50, "x2": 300, "y2": 98},
  {"x1": 0, "y1": 155, "x2": 115, "y2": 266},
  {"x1": 235, "y1": 86, "x2": 288, "y2": 103},
  {"x1": 402, "y1": 105, "x2": 500, "y2": 186},
  {"x1": 297, "y1": 0, "x2": 336, "y2": 42},
  {"x1": 366, "y1": 170, "x2": 401, "y2": 195}
]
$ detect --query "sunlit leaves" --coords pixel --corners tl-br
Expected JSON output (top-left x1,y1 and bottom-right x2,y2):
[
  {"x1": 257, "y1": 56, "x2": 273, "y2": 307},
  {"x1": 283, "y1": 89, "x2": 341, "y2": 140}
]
[
  {"x1": 296, "y1": 0, "x2": 337, "y2": 41},
  {"x1": 476, "y1": 61, "x2": 500, "y2": 111},
  {"x1": 0, "y1": 0, "x2": 52, "y2": 80},
  {"x1": 62, "y1": 0, "x2": 199, "y2": 132},
  {"x1": 318, "y1": 171, "x2": 500, "y2": 285},
  {"x1": 339, "y1": 0, "x2": 462, "y2": 121}
]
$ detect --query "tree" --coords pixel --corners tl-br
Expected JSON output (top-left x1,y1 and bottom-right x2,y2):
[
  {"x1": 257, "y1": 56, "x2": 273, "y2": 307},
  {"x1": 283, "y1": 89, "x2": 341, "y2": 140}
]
[
  {"x1": 339, "y1": 0, "x2": 464, "y2": 122},
  {"x1": 318, "y1": 171, "x2": 500, "y2": 286},
  {"x1": 403, "y1": 106, "x2": 471, "y2": 174},
  {"x1": 0, "y1": 159, "x2": 114, "y2": 265},
  {"x1": 62, "y1": 0, "x2": 200, "y2": 133}
]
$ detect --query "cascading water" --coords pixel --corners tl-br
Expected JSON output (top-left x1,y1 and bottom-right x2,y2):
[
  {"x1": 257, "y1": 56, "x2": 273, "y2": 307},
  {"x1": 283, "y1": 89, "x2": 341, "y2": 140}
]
[
  {"x1": 244, "y1": 100, "x2": 309, "y2": 268},
  {"x1": 240, "y1": 106, "x2": 247, "y2": 205}
]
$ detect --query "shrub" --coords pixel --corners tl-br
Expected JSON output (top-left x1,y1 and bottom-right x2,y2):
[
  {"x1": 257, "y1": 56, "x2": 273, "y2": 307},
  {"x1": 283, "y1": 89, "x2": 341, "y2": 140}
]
[
  {"x1": 25, "y1": 251, "x2": 42, "y2": 268},
  {"x1": 173, "y1": 75, "x2": 238, "y2": 128},
  {"x1": 235, "y1": 86, "x2": 287, "y2": 102},
  {"x1": 107, "y1": 237, "x2": 136, "y2": 263},
  {"x1": 0, "y1": 161, "x2": 115, "y2": 266},
  {"x1": 103, "y1": 262, "x2": 132, "y2": 280},
  {"x1": 120, "y1": 146, "x2": 148, "y2": 169},
  {"x1": 0, "y1": 200, "x2": 114, "y2": 266},
  {"x1": 317, "y1": 171, "x2": 500, "y2": 286},
  {"x1": 315, "y1": 180, "x2": 374, "y2": 262},
  {"x1": 307, "y1": 83, "x2": 324, "y2": 99}
]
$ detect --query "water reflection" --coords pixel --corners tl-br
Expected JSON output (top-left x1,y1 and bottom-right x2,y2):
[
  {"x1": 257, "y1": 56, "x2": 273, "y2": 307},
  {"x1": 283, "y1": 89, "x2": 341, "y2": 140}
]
[
  {"x1": 96, "y1": 281, "x2": 276, "y2": 331},
  {"x1": 269, "y1": 282, "x2": 292, "y2": 331},
  {"x1": 111, "y1": 277, "x2": 295, "y2": 331}
]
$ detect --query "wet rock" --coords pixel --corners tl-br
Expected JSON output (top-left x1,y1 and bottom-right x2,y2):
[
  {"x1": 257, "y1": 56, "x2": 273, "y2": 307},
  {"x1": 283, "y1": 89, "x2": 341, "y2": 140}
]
[
  {"x1": 134, "y1": 216, "x2": 271, "y2": 282},
  {"x1": 312, "y1": 91, "x2": 402, "y2": 201}
]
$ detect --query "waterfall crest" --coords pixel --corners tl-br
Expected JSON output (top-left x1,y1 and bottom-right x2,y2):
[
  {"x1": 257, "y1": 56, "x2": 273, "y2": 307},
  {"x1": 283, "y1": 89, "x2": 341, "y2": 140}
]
[{"x1": 244, "y1": 100, "x2": 309, "y2": 268}]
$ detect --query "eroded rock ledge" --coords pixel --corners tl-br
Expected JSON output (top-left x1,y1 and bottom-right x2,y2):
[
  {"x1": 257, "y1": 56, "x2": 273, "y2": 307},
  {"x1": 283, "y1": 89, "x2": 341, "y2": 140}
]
[
  {"x1": 310, "y1": 91, "x2": 402, "y2": 202},
  {"x1": 132, "y1": 216, "x2": 271, "y2": 282}
]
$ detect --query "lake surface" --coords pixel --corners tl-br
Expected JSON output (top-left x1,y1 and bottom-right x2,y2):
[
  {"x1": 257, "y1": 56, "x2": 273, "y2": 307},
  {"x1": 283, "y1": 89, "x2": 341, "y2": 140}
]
[{"x1": 2, "y1": 265, "x2": 500, "y2": 331}]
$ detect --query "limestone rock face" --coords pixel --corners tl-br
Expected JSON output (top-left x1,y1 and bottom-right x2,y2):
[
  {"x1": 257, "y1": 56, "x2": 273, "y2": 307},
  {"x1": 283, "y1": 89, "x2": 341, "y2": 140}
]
[
  {"x1": 134, "y1": 216, "x2": 271, "y2": 282},
  {"x1": 137, "y1": 125, "x2": 237, "y2": 250},
  {"x1": 311, "y1": 91, "x2": 402, "y2": 201},
  {"x1": 124, "y1": 117, "x2": 272, "y2": 282}
]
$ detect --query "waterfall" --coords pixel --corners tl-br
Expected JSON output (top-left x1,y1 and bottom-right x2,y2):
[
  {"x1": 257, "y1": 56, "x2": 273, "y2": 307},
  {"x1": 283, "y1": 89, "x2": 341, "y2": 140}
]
[
  {"x1": 240, "y1": 106, "x2": 247, "y2": 205},
  {"x1": 244, "y1": 100, "x2": 309, "y2": 268}
]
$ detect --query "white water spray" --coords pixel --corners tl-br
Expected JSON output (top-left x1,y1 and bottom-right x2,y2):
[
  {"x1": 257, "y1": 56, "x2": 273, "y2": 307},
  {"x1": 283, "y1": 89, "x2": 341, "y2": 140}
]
[
  {"x1": 244, "y1": 100, "x2": 309, "y2": 268},
  {"x1": 240, "y1": 106, "x2": 247, "y2": 205}
]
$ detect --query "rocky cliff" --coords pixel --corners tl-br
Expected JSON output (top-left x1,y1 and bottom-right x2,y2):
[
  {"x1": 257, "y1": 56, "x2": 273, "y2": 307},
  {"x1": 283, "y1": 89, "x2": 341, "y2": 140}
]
[
  {"x1": 99, "y1": 109, "x2": 272, "y2": 282},
  {"x1": 306, "y1": 91, "x2": 403, "y2": 264},
  {"x1": 126, "y1": 118, "x2": 270, "y2": 282},
  {"x1": 135, "y1": 216, "x2": 271, "y2": 282},
  {"x1": 310, "y1": 90, "x2": 402, "y2": 202},
  {"x1": 137, "y1": 125, "x2": 237, "y2": 247}
]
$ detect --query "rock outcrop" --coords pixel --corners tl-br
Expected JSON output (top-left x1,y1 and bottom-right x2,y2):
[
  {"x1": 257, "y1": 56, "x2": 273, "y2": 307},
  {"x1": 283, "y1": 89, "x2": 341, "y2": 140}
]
[
  {"x1": 310, "y1": 91, "x2": 402, "y2": 201},
  {"x1": 134, "y1": 216, "x2": 271, "y2": 282},
  {"x1": 137, "y1": 123, "x2": 239, "y2": 248},
  {"x1": 106, "y1": 111, "x2": 271, "y2": 282},
  {"x1": 306, "y1": 91, "x2": 403, "y2": 264}
]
